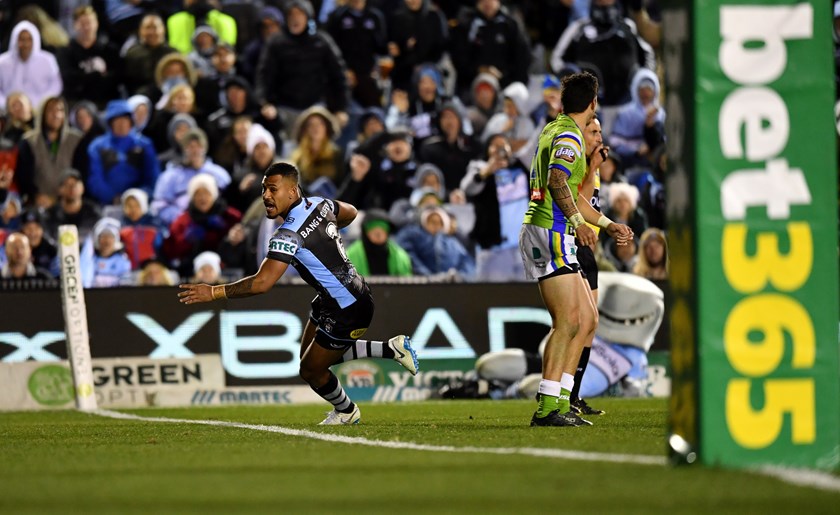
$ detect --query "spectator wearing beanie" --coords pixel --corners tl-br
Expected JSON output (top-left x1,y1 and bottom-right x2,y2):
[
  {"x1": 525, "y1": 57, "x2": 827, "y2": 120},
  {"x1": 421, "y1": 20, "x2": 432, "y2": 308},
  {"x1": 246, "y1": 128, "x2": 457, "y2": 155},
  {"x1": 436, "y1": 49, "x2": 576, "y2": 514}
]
[
  {"x1": 345, "y1": 208, "x2": 412, "y2": 277},
  {"x1": 163, "y1": 173, "x2": 241, "y2": 276},
  {"x1": 120, "y1": 188, "x2": 166, "y2": 270},
  {"x1": 20, "y1": 208, "x2": 57, "y2": 274},
  {"x1": 191, "y1": 249, "x2": 223, "y2": 284},
  {"x1": 394, "y1": 206, "x2": 474, "y2": 278},
  {"x1": 80, "y1": 216, "x2": 131, "y2": 288}
]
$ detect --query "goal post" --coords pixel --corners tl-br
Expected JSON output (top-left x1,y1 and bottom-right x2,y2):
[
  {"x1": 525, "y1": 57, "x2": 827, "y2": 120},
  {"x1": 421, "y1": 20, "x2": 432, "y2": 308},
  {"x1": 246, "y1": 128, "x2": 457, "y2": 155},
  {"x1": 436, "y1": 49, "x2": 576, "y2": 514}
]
[
  {"x1": 57, "y1": 225, "x2": 97, "y2": 411},
  {"x1": 663, "y1": 0, "x2": 840, "y2": 469}
]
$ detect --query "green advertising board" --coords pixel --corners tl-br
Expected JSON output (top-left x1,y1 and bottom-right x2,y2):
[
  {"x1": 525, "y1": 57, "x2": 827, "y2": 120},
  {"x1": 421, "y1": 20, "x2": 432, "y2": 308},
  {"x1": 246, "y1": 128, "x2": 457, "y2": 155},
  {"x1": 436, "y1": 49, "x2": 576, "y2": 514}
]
[{"x1": 665, "y1": 0, "x2": 840, "y2": 469}]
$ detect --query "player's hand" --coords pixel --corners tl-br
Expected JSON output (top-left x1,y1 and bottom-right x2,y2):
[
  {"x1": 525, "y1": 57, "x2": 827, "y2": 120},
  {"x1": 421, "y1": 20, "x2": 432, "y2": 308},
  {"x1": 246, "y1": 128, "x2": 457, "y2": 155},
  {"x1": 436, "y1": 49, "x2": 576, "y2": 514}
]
[
  {"x1": 260, "y1": 103, "x2": 278, "y2": 120},
  {"x1": 606, "y1": 223, "x2": 634, "y2": 245},
  {"x1": 575, "y1": 224, "x2": 597, "y2": 247},
  {"x1": 589, "y1": 144, "x2": 609, "y2": 170},
  {"x1": 178, "y1": 283, "x2": 213, "y2": 304},
  {"x1": 349, "y1": 153, "x2": 371, "y2": 181},
  {"x1": 391, "y1": 89, "x2": 409, "y2": 113}
]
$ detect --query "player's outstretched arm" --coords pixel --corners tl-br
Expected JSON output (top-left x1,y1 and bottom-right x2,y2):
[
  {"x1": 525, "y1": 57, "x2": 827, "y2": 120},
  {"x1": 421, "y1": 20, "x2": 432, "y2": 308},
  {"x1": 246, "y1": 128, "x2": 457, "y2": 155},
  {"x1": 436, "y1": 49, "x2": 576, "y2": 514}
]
[
  {"x1": 334, "y1": 200, "x2": 358, "y2": 228},
  {"x1": 178, "y1": 258, "x2": 288, "y2": 304}
]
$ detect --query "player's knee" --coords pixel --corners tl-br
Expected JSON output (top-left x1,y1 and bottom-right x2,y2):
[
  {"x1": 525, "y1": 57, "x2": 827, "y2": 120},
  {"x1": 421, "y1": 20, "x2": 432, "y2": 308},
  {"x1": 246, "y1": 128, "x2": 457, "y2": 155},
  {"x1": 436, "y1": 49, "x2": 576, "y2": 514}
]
[
  {"x1": 299, "y1": 362, "x2": 321, "y2": 385},
  {"x1": 555, "y1": 312, "x2": 581, "y2": 339}
]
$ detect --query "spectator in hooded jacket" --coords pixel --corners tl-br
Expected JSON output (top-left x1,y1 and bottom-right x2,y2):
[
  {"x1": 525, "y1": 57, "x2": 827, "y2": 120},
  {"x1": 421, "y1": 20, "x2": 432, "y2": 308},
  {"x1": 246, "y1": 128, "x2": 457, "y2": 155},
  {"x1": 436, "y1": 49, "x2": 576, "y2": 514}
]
[
  {"x1": 346, "y1": 208, "x2": 412, "y2": 277},
  {"x1": 16, "y1": 96, "x2": 83, "y2": 208},
  {"x1": 163, "y1": 172, "x2": 241, "y2": 276},
  {"x1": 152, "y1": 128, "x2": 231, "y2": 226},
  {"x1": 193, "y1": 41, "x2": 241, "y2": 114},
  {"x1": 338, "y1": 128, "x2": 418, "y2": 211},
  {"x1": 206, "y1": 76, "x2": 282, "y2": 151},
  {"x1": 394, "y1": 205, "x2": 474, "y2": 278},
  {"x1": 464, "y1": 72, "x2": 501, "y2": 142},
  {"x1": 325, "y1": 0, "x2": 388, "y2": 107},
  {"x1": 69, "y1": 100, "x2": 105, "y2": 185},
  {"x1": 481, "y1": 82, "x2": 534, "y2": 159},
  {"x1": 187, "y1": 25, "x2": 219, "y2": 78},
  {"x1": 80, "y1": 216, "x2": 132, "y2": 288},
  {"x1": 119, "y1": 188, "x2": 166, "y2": 270},
  {"x1": 460, "y1": 133, "x2": 529, "y2": 281},
  {"x1": 551, "y1": 0, "x2": 656, "y2": 126},
  {"x1": 127, "y1": 95, "x2": 153, "y2": 133},
  {"x1": 386, "y1": 0, "x2": 449, "y2": 92},
  {"x1": 385, "y1": 63, "x2": 447, "y2": 142},
  {"x1": 157, "y1": 113, "x2": 199, "y2": 168},
  {"x1": 56, "y1": 6, "x2": 120, "y2": 110},
  {"x1": 288, "y1": 106, "x2": 344, "y2": 188},
  {"x1": 87, "y1": 100, "x2": 161, "y2": 206},
  {"x1": 450, "y1": 0, "x2": 531, "y2": 96},
  {"x1": 238, "y1": 6, "x2": 284, "y2": 84},
  {"x1": 123, "y1": 14, "x2": 178, "y2": 97},
  {"x1": 418, "y1": 101, "x2": 479, "y2": 193},
  {"x1": 0, "y1": 21, "x2": 63, "y2": 109},
  {"x1": 255, "y1": 0, "x2": 350, "y2": 127},
  {"x1": 609, "y1": 68, "x2": 666, "y2": 169}
]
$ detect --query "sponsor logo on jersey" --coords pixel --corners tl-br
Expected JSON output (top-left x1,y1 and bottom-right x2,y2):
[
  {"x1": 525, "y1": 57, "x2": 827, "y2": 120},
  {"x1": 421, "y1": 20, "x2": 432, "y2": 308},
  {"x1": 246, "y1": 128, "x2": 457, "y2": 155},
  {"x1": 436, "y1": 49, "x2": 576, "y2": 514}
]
[
  {"x1": 300, "y1": 215, "x2": 323, "y2": 238},
  {"x1": 531, "y1": 188, "x2": 544, "y2": 201},
  {"x1": 349, "y1": 328, "x2": 367, "y2": 339},
  {"x1": 268, "y1": 239, "x2": 298, "y2": 255},
  {"x1": 554, "y1": 146, "x2": 576, "y2": 163}
]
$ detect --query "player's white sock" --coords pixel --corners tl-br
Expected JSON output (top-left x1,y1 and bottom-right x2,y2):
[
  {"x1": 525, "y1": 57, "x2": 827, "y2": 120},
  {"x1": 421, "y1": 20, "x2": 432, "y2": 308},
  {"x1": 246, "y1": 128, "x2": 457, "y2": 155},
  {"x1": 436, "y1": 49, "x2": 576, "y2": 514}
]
[{"x1": 340, "y1": 339, "x2": 394, "y2": 362}]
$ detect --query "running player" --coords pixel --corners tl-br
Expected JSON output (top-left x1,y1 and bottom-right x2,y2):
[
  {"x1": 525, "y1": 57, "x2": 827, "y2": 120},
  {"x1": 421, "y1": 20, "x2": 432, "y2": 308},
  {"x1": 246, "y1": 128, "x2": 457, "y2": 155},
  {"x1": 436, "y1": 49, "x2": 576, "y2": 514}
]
[
  {"x1": 179, "y1": 162, "x2": 419, "y2": 425},
  {"x1": 520, "y1": 72, "x2": 633, "y2": 427}
]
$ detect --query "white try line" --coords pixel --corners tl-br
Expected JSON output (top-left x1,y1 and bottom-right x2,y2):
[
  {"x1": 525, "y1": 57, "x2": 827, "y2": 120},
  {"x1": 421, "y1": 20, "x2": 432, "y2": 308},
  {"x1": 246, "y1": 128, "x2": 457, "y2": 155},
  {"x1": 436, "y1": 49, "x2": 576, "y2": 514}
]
[
  {"x1": 90, "y1": 409, "x2": 840, "y2": 493},
  {"x1": 91, "y1": 408, "x2": 665, "y2": 466}
]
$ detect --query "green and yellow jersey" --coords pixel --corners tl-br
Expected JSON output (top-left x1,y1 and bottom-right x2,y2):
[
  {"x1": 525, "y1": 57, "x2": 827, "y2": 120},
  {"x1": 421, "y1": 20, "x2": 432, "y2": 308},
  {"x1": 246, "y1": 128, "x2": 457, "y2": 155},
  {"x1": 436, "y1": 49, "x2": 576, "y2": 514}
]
[{"x1": 523, "y1": 114, "x2": 588, "y2": 234}]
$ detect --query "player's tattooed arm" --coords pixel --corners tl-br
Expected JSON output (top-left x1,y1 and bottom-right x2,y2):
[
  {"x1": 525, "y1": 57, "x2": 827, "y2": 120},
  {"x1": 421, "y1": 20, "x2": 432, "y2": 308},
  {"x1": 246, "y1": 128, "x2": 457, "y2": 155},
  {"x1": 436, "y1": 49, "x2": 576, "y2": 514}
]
[
  {"x1": 547, "y1": 168, "x2": 583, "y2": 224},
  {"x1": 224, "y1": 277, "x2": 257, "y2": 298}
]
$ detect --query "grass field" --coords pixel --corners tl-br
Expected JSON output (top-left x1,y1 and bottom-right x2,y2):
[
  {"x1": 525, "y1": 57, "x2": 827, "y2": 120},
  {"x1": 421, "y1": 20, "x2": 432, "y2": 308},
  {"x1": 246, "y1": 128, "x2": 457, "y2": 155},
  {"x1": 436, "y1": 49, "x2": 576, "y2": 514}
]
[{"x1": 1, "y1": 398, "x2": 837, "y2": 514}]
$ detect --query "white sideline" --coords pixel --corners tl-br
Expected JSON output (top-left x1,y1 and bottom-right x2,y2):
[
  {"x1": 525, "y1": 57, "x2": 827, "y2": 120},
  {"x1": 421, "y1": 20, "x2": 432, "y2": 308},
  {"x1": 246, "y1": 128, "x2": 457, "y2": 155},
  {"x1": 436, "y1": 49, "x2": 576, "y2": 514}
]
[
  {"x1": 91, "y1": 409, "x2": 840, "y2": 492},
  {"x1": 91, "y1": 408, "x2": 666, "y2": 466}
]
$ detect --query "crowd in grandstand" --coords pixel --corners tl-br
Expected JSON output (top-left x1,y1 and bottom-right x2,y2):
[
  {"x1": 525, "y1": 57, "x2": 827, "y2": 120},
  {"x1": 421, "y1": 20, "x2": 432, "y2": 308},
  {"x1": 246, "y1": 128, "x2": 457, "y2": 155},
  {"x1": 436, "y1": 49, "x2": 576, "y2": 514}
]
[{"x1": 0, "y1": 0, "x2": 676, "y2": 288}]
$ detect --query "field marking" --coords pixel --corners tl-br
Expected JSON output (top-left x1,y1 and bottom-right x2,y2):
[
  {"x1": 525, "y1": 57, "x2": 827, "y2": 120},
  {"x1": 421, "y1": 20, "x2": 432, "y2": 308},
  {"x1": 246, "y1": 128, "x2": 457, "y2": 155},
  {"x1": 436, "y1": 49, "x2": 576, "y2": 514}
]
[
  {"x1": 91, "y1": 409, "x2": 666, "y2": 466},
  {"x1": 756, "y1": 466, "x2": 840, "y2": 493},
  {"x1": 90, "y1": 409, "x2": 840, "y2": 492}
]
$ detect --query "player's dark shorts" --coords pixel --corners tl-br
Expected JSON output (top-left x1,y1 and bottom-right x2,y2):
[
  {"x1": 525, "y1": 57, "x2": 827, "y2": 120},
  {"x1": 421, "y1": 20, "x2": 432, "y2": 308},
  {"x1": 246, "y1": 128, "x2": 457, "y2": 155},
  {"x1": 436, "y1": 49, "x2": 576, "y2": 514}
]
[
  {"x1": 309, "y1": 290, "x2": 375, "y2": 351},
  {"x1": 574, "y1": 240, "x2": 598, "y2": 291}
]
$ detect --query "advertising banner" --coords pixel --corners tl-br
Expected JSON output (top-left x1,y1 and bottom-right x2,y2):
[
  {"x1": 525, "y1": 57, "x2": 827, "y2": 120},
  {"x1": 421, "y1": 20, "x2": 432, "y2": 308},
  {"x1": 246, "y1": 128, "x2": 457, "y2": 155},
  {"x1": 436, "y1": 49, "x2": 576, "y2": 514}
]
[
  {"x1": 666, "y1": 0, "x2": 840, "y2": 469},
  {"x1": 0, "y1": 355, "x2": 225, "y2": 410}
]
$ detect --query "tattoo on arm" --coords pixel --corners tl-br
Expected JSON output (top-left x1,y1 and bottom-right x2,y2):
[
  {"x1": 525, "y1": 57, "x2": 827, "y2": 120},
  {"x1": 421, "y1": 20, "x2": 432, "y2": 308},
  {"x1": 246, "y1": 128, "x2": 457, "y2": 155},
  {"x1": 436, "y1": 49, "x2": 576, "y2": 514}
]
[
  {"x1": 547, "y1": 169, "x2": 581, "y2": 220},
  {"x1": 224, "y1": 276, "x2": 256, "y2": 299}
]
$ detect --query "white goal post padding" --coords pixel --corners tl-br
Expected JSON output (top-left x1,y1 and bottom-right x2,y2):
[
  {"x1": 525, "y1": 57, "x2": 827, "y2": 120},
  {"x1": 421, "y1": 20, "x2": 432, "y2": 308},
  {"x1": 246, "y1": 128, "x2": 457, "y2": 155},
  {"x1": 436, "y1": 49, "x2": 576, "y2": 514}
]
[{"x1": 57, "y1": 225, "x2": 97, "y2": 411}]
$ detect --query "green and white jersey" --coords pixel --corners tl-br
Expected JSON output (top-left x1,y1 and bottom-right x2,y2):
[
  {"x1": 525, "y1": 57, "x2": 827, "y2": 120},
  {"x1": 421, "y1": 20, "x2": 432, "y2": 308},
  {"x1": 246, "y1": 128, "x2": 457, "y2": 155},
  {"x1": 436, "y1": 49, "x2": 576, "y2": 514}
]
[{"x1": 523, "y1": 114, "x2": 587, "y2": 233}]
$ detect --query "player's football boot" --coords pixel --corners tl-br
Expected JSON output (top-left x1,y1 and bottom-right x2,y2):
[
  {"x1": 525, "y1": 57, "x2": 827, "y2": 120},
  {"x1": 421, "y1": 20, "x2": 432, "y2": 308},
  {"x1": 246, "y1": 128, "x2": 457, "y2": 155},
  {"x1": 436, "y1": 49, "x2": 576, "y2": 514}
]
[
  {"x1": 571, "y1": 398, "x2": 605, "y2": 416},
  {"x1": 530, "y1": 409, "x2": 592, "y2": 427},
  {"x1": 388, "y1": 335, "x2": 419, "y2": 376},
  {"x1": 319, "y1": 404, "x2": 361, "y2": 425}
]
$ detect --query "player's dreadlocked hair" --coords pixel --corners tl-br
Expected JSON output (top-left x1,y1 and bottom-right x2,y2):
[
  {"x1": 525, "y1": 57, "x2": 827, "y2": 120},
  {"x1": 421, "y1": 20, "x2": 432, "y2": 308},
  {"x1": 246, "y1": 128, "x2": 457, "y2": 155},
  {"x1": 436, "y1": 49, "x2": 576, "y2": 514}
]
[
  {"x1": 264, "y1": 162, "x2": 311, "y2": 207},
  {"x1": 561, "y1": 71, "x2": 599, "y2": 115}
]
